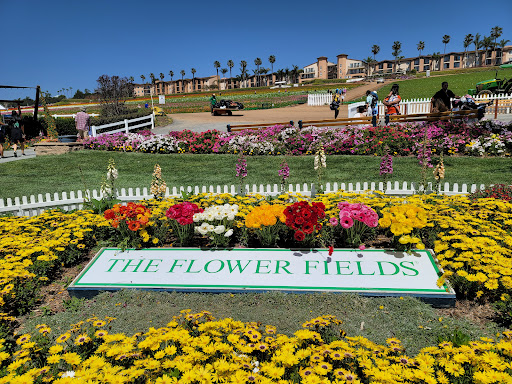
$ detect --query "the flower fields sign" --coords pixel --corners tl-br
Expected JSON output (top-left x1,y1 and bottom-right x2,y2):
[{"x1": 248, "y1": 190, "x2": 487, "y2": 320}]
[{"x1": 69, "y1": 248, "x2": 455, "y2": 306}]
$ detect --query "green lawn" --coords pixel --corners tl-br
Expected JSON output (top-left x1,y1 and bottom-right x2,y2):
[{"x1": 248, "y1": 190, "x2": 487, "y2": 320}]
[{"x1": 2, "y1": 151, "x2": 511, "y2": 199}]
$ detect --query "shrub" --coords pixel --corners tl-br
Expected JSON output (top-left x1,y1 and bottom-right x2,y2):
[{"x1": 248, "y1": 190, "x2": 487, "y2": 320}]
[{"x1": 469, "y1": 184, "x2": 512, "y2": 201}]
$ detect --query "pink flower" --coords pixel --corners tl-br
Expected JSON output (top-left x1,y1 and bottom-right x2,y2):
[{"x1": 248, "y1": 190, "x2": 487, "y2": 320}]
[
  {"x1": 359, "y1": 244, "x2": 366, "y2": 250},
  {"x1": 339, "y1": 215, "x2": 353, "y2": 229},
  {"x1": 329, "y1": 217, "x2": 339, "y2": 226}
]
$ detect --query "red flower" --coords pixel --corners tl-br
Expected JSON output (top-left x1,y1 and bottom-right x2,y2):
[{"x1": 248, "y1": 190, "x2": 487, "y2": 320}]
[
  {"x1": 294, "y1": 231, "x2": 305, "y2": 242},
  {"x1": 328, "y1": 246, "x2": 334, "y2": 256},
  {"x1": 128, "y1": 221, "x2": 141, "y2": 231},
  {"x1": 303, "y1": 223, "x2": 314, "y2": 234}
]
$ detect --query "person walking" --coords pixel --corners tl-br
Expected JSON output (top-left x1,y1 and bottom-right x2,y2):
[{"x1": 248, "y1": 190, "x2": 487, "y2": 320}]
[
  {"x1": 365, "y1": 90, "x2": 379, "y2": 127},
  {"x1": 209, "y1": 93, "x2": 217, "y2": 114},
  {"x1": 331, "y1": 90, "x2": 341, "y2": 119},
  {"x1": 9, "y1": 110, "x2": 25, "y2": 157},
  {"x1": 383, "y1": 84, "x2": 401, "y2": 125},
  {"x1": 75, "y1": 106, "x2": 91, "y2": 141}
]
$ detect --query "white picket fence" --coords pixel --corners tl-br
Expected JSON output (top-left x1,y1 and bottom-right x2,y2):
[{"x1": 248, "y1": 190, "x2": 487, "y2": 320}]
[
  {"x1": 305, "y1": 93, "x2": 512, "y2": 118},
  {"x1": 90, "y1": 114, "x2": 154, "y2": 137},
  {"x1": 0, "y1": 182, "x2": 490, "y2": 217}
]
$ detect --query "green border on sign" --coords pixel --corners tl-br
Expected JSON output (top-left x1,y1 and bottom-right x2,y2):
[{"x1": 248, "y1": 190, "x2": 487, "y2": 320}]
[{"x1": 71, "y1": 248, "x2": 451, "y2": 294}]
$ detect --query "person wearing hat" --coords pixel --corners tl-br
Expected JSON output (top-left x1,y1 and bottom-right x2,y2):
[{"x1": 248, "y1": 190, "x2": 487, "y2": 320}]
[
  {"x1": 209, "y1": 94, "x2": 217, "y2": 114},
  {"x1": 75, "y1": 106, "x2": 91, "y2": 141}
]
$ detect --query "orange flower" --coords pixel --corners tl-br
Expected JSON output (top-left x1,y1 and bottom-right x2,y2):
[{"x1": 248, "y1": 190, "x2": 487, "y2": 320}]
[{"x1": 128, "y1": 221, "x2": 141, "y2": 231}]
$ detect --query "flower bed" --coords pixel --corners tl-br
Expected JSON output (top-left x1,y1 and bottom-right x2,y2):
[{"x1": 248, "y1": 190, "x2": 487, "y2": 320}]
[
  {"x1": 2, "y1": 191, "x2": 512, "y2": 381},
  {"x1": 83, "y1": 120, "x2": 512, "y2": 157},
  {"x1": 4, "y1": 310, "x2": 512, "y2": 383}
]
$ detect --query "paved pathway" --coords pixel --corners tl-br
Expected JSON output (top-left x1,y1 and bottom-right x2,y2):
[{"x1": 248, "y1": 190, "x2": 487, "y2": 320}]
[{"x1": 0, "y1": 148, "x2": 36, "y2": 164}]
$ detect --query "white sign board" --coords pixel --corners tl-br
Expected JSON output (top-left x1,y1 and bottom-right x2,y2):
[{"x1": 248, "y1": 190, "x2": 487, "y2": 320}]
[
  {"x1": 69, "y1": 248, "x2": 454, "y2": 304},
  {"x1": 158, "y1": 95, "x2": 165, "y2": 104}
]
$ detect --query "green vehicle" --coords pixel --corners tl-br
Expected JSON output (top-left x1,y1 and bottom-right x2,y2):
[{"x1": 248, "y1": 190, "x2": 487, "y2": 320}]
[{"x1": 468, "y1": 64, "x2": 512, "y2": 96}]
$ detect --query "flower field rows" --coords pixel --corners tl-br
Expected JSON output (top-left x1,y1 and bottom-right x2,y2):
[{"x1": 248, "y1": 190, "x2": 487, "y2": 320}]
[
  {"x1": 3, "y1": 190, "x2": 512, "y2": 381},
  {"x1": 83, "y1": 120, "x2": 512, "y2": 157}
]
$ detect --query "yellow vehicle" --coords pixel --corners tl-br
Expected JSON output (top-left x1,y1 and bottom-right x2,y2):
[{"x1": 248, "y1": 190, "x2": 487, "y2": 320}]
[{"x1": 153, "y1": 106, "x2": 166, "y2": 116}]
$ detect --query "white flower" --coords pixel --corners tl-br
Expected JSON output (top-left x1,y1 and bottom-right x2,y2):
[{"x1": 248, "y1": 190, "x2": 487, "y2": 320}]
[
  {"x1": 213, "y1": 225, "x2": 226, "y2": 234},
  {"x1": 224, "y1": 229, "x2": 233, "y2": 237},
  {"x1": 62, "y1": 371, "x2": 75, "y2": 378}
]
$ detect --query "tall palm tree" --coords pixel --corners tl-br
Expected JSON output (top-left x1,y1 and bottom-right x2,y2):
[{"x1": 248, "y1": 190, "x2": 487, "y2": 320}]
[
  {"x1": 191, "y1": 68, "x2": 196, "y2": 91},
  {"x1": 168, "y1": 71, "x2": 174, "y2": 81},
  {"x1": 180, "y1": 70, "x2": 185, "y2": 92},
  {"x1": 268, "y1": 55, "x2": 276, "y2": 84},
  {"x1": 491, "y1": 26, "x2": 503, "y2": 65},
  {"x1": 213, "y1": 61, "x2": 221, "y2": 89},
  {"x1": 391, "y1": 41, "x2": 402, "y2": 73},
  {"x1": 463, "y1": 34, "x2": 474, "y2": 68},
  {"x1": 240, "y1": 60, "x2": 247, "y2": 88},
  {"x1": 276, "y1": 69, "x2": 284, "y2": 82},
  {"x1": 221, "y1": 68, "x2": 228, "y2": 90},
  {"x1": 254, "y1": 57, "x2": 262, "y2": 87},
  {"x1": 417, "y1": 41, "x2": 425, "y2": 57},
  {"x1": 129, "y1": 76, "x2": 134, "y2": 83},
  {"x1": 149, "y1": 73, "x2": 156, "y2": 84},
  {"x1": 227, "y1": 60, "x2": 234, "y2": 88},
  {"x1": 371, "y1": 45, "x2": 380, "y2": 61},
  {"x1": 474, "y1": 33, "x2": 481, "y2": 66},
  {"x1": 140, "y1": 75, "x2": 145, "y2": 83},
  {"x1": 159, "y1": 73, "x2": 165, "y2": 80},
  {"x1": 442, "y1": 35, "x2": 451, "y2": 54}
]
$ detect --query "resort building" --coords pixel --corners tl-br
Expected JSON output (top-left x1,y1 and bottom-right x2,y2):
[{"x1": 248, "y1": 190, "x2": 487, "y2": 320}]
[{"x1": 300, "y1": 54, "x2": 366, "y2": 81}]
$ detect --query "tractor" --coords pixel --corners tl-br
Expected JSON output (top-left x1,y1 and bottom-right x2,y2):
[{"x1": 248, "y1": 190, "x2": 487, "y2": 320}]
[{"x1": 468, "y1": 64, "x2": 512, "y2": 96}]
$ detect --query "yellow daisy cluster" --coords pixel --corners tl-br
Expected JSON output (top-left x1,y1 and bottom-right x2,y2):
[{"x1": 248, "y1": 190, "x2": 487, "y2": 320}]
[
  {"x1": 4, "y1": 312, "x2": 512, "y2": 383},
  {"x1": 0, "y1": 210, "x2": 108, "y2": 322}
]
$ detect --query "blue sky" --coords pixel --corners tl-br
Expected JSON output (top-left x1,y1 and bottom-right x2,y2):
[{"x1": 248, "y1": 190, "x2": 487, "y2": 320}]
[{"x1": 1, "y1": 0, "x2": 511, "y2": 100}]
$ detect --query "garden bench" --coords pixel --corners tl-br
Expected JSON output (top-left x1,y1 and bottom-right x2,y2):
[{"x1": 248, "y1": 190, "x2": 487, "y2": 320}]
[
  {"x1": 227, "y1": 121, "x2": 294, "y2": 132},
  {"x1": 298, "y1": 116, "x2": 372, "y2": 128},
  {"x1": 388, "y1": 109, "x2": 479, "y2": 124}
]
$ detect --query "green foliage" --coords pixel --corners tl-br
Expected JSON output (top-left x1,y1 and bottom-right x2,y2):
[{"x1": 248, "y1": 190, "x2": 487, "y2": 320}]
[
  {"x1": 62, "y1": 296, "x2": 86, "y2": 312},
  {"x1": 437, "y1": 327, "x2": 472, "y2": 347},
  {"x1": 39, "y1": 117, "x2": 77, "y2": 136},
  {"x1": 493, "y1": 297, "x2": 512, "y2": 327}
]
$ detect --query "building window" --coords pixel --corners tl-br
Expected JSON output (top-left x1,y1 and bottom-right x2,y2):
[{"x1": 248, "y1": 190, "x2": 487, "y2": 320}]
[
  {"x1": 454, "y1": 55, "x2": 461, "y2": 61},
  {"x1": 444, "y1": 62, "x2": 450, "y2": 69},
  {"x1": 454, "y1": 62, "x2": 460, "y2": 68},
  {"x1": 486, "y1": 58, "x2": 492, "y2": 65},
  {"x1": 423, "y1": 65, "x2": 430, "y2": 71},
  {"x1": 414, "y1": 59, "x2": 419, "y2": 65},
  {"x1": 379, "y1": 63, "x2": 383, "y2": 69},
  {"x1": 414, "y1": 66, "x2": 420, "y2": 71},
  {"x1": 424, "y1": 58, "x2": 430, "y2": 64}
]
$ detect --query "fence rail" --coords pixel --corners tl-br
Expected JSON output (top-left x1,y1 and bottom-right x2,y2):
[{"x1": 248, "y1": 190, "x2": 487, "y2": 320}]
[
  {"x1": 0, "y1": 182, "x2": 488, "y2": 217},
  {"x1": 304, "y1": 93, "x2": 512, "y2": 117},
  {"x1": 52, "y1": 114, "x2": 100, "y2": 118},
  {"x1": 90, "y1": 114, "x2": 154, "y2": 137}
]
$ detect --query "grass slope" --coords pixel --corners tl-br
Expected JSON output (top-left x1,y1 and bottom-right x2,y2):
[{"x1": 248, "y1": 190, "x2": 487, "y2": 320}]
[{"x1": 2, "y1": 152, "x2": 512, "y2": 199}]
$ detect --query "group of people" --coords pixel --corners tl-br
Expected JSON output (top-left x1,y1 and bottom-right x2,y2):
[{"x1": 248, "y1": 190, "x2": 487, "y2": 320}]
[
  {"x1": 0, "y1": 110, "x2": 25, "y2": 158},
  {"x1": 332, "y1": 81, "x2": 457, "y2": 125}
]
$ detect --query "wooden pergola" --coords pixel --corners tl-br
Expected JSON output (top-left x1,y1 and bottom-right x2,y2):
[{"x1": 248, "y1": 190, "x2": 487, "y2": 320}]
[{"x1": 0, "y1": 85, "x2": 40, "y2": 120}]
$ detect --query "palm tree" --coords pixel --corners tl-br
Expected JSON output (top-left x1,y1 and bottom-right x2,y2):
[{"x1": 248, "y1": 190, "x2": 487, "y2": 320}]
[
  {"x1": 221, "y1": 68, "x2": 228, "y2": 89},
  {"x1": 140, "y1": 75, "x2": 146, "y2": 83},
  {"x1": 159, "y1": 73, "x2": 165, "y2": 81},
  {"x1": 363, "y1": 56, "x2": 375, "y2": 77},
  {"x1": 191, "y1": 68, "x2": 196, "y2": 91},
  {"x1": 463, "y1": 34, "x2": 474, "y2": 68},
  {"x1": 482, "y1": 35, "x2": 494, "y2": 66},
  {"x1": 442, "y1": 35, "x2": 450, "y2": 54},
  {"x1": 276, "y1": 69, "x2": 284, "y2": 82},
  {"x1": 254, "y1": 57, "x2": 262, "y2": 87},
  {"x1": 180, "y1": 70, "x2": 185, "y2": 92},
  {"x1": 227, "y1": 60, "x2": 234, "y2": 88},
  {"x1": 491, "y1": 26, "x2": 503, "y2": 65},
  {"x1": 391, "y1": 41, "x2": 402, "y2": 73},
  {"x1": 371, "y1": 45, "x2": 380, "y2": 61},
  {"x1": 432, "y1": 52, "x2": 441, "y2": 71},
  {"x1": 213, "y1": 61, "x2": 221, "y2": 89},
  {"x1": 417, "y1": 41, "x2": 425, "y2": 57},
  {"x1": 497, "y1": 39, "x2": 511, "y2": 64},
  {"x1": 129, "y1": 76, "x2": 134, "y2": 83},
  {"x1": 149, "y1": 73, "x2": 156, "y2": 84},
  {"x1": 268, "y1": 55, "x2": 276, "y2": 85},
  {"x1": 240, "y1": 60, "x2": 247, "y2": 88},
  {"x1": 474, "y1": 33, "x2": 481, "y2": 66}
]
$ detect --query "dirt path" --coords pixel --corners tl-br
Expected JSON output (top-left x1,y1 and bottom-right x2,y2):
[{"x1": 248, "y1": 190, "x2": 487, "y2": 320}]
[{"x1": 154, "y1": 81, "x2": 395, "y2": 133}]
